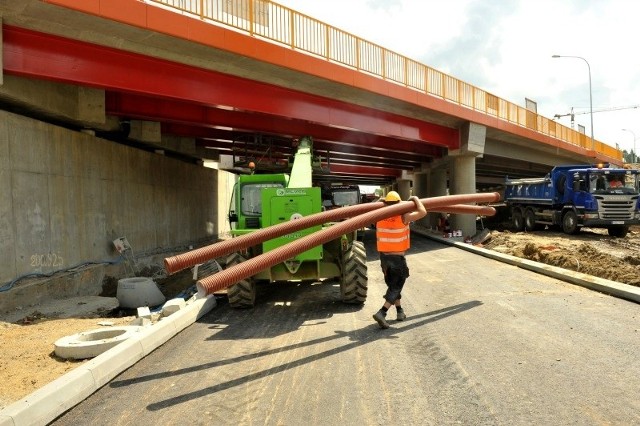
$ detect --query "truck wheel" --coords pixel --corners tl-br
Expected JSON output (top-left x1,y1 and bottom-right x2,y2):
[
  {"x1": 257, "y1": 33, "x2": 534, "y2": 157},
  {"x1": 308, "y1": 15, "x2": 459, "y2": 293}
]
[
  {"x1": 608, "y1": 226, "x2": 629, "y2": 238},
  {"x1": 340, "y1": 240, "x2": 368, "y2": 304},
  {"x1": 512, "y1": 209, "x2": 524, "y2": 231},
  {"x1": 226, "y1": 253, "x2": 256, "y2": 308},
  {"x1": 562, "y1": 211, "x2": 579, "y2": 234},
  {"x1": 524, "y1": 209, "x2": 537, "y2": 232}
]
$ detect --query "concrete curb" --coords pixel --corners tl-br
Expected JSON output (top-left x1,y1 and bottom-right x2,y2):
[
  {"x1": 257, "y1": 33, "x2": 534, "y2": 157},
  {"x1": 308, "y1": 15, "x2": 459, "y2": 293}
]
[
  {"x1": 413, "y1": 228, "x2": 640, "y2": 304},
  {"x1": 0, "y1": 295, "x2": 217, "y2": 426}
]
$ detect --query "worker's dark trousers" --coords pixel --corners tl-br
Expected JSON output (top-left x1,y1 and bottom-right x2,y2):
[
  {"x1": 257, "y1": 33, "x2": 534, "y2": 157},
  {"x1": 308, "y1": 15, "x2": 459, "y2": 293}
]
[{"x1": 379, "y1": 253, "x2": 409, "y2": 303}]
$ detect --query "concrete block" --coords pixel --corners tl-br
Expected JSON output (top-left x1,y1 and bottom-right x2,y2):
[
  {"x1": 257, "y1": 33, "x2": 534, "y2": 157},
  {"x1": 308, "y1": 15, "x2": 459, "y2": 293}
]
[
  {"x1": 137, "y1": 306, "x2": 151, "y2": 318},
  {"x1": 129, "y1": 317, "x2": 152, "y2": 327},
  {"x1": 77, "y1": 86, "x2": 105, "y2": 124},
  {"x1": 161, "y1": 298, "x2": 186, "y2": 317},
  {"x1": 159, "y1": 134, "x2": 196, "y2": 155},
  {"x1": 129, "y1": 120, "x2": 161, "y2": 143},
  {"x1": 0, "y1": 76, "x2": 106, "y2": 128}
]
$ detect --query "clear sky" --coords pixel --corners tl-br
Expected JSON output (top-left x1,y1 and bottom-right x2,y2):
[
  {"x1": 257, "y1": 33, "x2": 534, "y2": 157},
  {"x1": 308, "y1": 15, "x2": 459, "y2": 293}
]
[{"x1": 275, "y1": 0, "x2": 640, "y2": 159}]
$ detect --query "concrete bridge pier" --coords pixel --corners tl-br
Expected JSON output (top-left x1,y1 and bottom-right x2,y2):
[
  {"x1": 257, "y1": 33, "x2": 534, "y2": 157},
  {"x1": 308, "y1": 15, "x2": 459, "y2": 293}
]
[
  {"x1": 412, "y1": 171, "x2": 429, "y2": 228},
  {"x1": 396, "y1": 179, "x2": 411, "y2": 201},
  {"x1": 427, "y1": 167, "x2": 448, "y2": 229},
  {"x1": 449, "y1": 122, "x2": 486, "y2": 238}
]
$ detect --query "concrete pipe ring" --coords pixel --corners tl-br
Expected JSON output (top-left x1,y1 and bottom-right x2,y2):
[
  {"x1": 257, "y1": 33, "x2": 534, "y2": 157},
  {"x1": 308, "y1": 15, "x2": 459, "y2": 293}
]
[{"x1": 54, "y1": 325, "x2": 142, "y2": 359}]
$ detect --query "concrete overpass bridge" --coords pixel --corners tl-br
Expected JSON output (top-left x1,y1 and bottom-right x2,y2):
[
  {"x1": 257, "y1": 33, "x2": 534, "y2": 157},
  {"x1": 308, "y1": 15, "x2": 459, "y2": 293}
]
[
  {"x1": 0, "y1": 0, "x2": 624, "y2": 307},
  {"x1": 1, "y1": 0, "x2": 622, "y2": 183}
]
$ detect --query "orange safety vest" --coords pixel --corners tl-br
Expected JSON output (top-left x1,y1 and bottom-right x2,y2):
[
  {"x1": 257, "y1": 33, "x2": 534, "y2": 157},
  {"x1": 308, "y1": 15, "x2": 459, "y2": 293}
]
[{"x1": 376, "y1": 215, "x2": 410, "y2": 253}]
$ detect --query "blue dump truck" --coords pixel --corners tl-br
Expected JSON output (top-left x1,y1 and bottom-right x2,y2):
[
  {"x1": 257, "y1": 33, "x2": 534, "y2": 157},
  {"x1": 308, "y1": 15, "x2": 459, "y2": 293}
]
[{"x1": 504, "y1": 164, "x2": 640, "y2": 237}]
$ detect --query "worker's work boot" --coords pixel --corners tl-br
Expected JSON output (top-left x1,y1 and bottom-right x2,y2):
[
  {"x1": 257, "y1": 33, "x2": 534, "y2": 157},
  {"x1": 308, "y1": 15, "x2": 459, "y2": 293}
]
[
  {"x1": 373, "y1": 311, "x2": 390, "y2": 329},
  {"x1": 396, "y1": 309, "x2": 406, "y2": 321}
]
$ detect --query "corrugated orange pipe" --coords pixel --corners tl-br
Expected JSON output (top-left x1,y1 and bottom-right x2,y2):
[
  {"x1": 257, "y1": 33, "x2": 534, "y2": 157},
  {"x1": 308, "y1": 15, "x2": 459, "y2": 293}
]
[
  {"x1": 195, "y1": 193, "x2": 499, "y2": 297},
  {"x1": 164, "y1": 192, "x2": 500, "y2": 274}
]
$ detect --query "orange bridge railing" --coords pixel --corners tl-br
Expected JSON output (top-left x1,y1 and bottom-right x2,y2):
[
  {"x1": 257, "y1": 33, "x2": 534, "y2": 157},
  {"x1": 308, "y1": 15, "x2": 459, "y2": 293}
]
[{"x1": 146, "y1": 0, "x2": 621, "y2": 161}]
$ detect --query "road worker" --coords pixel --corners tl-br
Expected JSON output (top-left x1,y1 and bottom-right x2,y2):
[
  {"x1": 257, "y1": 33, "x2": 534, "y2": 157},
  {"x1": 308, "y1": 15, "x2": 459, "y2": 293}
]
[
  {"x1": 437, "y1": 212, "x2": 451, "y2": 235},
  {"x1": 608, "y1": 175, "x2": 623, "y2": 188},
  {"x1": 372, "y1": 191, "x2": 427, "y2": 329}
]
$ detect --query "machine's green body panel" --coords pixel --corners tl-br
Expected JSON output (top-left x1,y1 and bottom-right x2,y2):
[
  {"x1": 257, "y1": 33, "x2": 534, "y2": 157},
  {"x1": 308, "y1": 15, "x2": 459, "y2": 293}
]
[{"x1": 261, "y1": 187, "x2": 323, "y2": 261}]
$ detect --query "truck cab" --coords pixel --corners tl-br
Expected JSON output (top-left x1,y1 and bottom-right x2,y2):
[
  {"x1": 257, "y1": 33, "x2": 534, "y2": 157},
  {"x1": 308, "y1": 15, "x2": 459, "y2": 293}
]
[
  {"x1": 571, "y1": 167, "x2": 640, "y2": 236},
  {"x1": 505, "y1": 164, "x2": 640, "y2": 237}
]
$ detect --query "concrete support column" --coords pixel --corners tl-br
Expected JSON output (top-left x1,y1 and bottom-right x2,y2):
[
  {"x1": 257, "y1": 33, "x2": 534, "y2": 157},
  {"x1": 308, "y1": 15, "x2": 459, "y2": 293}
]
[
  {"x1": 451, "y1": 155, "x2": 477, "y2": 236},
  {"x1": 447, "y1": 121, "x2": 487, "y2": 238},
  {"x1": 396, "y1": 179, "x2": 411, "y2": 201},
  {"x1": 427, "y1": 168, "x2": 448, "y2": 228},
  {"x1": 413, "y1": 172, "x2": 428, "y2": 198},
  {"x1": 412, "y1": 172, "x2": 429, "y2": 227}
]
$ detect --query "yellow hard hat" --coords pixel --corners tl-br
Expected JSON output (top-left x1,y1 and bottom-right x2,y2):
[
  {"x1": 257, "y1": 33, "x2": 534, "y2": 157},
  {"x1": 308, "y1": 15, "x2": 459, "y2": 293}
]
[{"x1": 384, "y1": 191, "x2": 401, "y2": 203}]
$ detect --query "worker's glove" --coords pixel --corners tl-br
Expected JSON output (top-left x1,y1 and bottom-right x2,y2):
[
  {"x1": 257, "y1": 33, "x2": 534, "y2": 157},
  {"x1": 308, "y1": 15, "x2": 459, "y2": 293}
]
[{"x1": 409, "y1": 196, "x2": 422, "y2": 210}]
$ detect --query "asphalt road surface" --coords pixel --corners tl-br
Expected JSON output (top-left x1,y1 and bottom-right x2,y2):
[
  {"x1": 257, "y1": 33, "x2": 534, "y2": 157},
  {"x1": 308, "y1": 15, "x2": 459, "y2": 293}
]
[{"x1": 52, "y1": 230, "x2": 640, "y2": 425}]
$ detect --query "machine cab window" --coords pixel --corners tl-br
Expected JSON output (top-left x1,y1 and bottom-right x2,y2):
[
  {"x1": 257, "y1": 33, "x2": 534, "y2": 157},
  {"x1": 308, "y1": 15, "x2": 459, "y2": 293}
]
[{"x1": 241, "y1": 183, "x2": 284, "y2": 215}]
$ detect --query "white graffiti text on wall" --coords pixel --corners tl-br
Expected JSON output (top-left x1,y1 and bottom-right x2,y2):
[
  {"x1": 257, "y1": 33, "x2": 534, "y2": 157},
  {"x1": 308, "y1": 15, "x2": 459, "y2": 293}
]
[{"x1": 31, "y1": 253, "x2": 64, "y2": 268}]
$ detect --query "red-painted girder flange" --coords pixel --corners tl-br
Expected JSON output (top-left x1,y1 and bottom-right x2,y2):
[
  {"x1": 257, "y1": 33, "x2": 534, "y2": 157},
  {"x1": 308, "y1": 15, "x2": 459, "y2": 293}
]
[
  {"x1": 109, "y1": 92, "x2": 444, "y2": 158},
  {"x1": 2, "y1": 25, "x2": 459, "y2": 149}
]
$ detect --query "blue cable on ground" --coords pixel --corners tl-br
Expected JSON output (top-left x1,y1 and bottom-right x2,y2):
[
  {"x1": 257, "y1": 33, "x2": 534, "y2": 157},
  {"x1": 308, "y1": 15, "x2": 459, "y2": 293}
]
[{"x1": 0, "y1": 257, "x2": 124, "y2": 293}]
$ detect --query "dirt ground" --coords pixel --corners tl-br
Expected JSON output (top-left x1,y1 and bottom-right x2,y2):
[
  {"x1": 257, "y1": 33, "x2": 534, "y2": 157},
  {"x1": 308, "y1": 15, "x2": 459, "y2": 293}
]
[
  {"x1": 0, "y1": 268, "x2": 195, "y2": 410},
  {"x1": 480, "y1": 225, "x2": 640, "y2": 287},
  {"x1": 1, "y1": 226, "x2": 639, "y2": 410}
]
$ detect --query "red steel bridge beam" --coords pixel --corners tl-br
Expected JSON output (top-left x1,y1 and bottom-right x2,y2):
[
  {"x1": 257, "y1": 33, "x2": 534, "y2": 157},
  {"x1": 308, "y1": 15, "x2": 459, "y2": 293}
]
[{"x1": 2, "y1": 25, "x2": 459, "y2": 149}]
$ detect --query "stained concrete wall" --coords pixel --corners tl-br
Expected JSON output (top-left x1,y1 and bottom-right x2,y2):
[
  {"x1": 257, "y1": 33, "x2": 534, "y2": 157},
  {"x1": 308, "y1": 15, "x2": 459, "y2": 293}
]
[{"x1": 0, "y1": 110, "x2": 226, "y2": 311}]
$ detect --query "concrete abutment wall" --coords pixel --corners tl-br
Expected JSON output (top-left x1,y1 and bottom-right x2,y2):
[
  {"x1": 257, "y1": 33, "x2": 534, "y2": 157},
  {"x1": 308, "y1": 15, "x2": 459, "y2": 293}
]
[{"x1": 0, "y1": 110, "x2": 229, "y2": 313}]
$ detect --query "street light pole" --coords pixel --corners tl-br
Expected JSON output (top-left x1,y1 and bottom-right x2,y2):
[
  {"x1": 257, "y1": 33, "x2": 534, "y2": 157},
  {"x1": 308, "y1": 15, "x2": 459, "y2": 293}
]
[
  {"x1": 622, "y1": 128, "x2": 637, "y2": 164},
  {"x1": 552, "y1": 55, "x2": 594, "y2": 150}
]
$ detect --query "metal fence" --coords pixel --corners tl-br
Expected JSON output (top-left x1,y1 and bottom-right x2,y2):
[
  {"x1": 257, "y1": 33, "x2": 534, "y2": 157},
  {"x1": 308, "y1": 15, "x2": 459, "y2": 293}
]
[{"x1": 146, "y1": 0, "x2": 620, "y2": 160}]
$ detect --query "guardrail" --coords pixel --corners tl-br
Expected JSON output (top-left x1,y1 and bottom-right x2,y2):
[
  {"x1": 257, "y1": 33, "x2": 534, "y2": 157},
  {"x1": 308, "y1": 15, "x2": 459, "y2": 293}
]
[{"x1": 146, "y1": 0, "x2": 621, "y2": 161}]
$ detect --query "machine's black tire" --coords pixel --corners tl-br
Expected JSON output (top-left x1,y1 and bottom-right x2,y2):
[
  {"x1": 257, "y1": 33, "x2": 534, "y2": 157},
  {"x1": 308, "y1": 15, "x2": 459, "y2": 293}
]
[
  {"x1": 226, "y1": 253, "x2": 256, "y2": 308},
  {"x1": 562, "y1": 210, "x2": 579, "y2": 234},
  {"x1": 512, "y1": 209, "x2": 525, "y2": 232},
  {"x1": 608, "y1": 226, "x2": 629, "y2": 238},
  {"x1": 524, "y1": 209, "x2": 537, "y2": 232},
  {"x1": 340, "y1": 240, "x2": 368, "y2": 304}
]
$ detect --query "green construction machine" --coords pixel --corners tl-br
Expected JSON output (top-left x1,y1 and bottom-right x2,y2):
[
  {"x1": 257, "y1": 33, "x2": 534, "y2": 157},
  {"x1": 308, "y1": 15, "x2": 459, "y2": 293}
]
[{"x1": 226, "y1": 136, "x2": 368, "y2": 308}]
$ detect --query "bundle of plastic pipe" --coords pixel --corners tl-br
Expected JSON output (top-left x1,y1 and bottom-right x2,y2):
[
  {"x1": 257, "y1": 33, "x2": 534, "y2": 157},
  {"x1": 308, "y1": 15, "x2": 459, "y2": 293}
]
[
  {"x1": 173, "y1": 193, "x2": 501, "y2": 297},
  {"x1": 164, "y1": 192, "x2": 500, "y2": 275}
]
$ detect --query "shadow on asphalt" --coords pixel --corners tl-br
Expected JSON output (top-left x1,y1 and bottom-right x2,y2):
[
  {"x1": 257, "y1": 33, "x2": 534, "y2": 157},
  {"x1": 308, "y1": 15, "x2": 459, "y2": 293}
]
[{"x1": 108, "y1": 299, "x2": 482, "y2": 411}]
